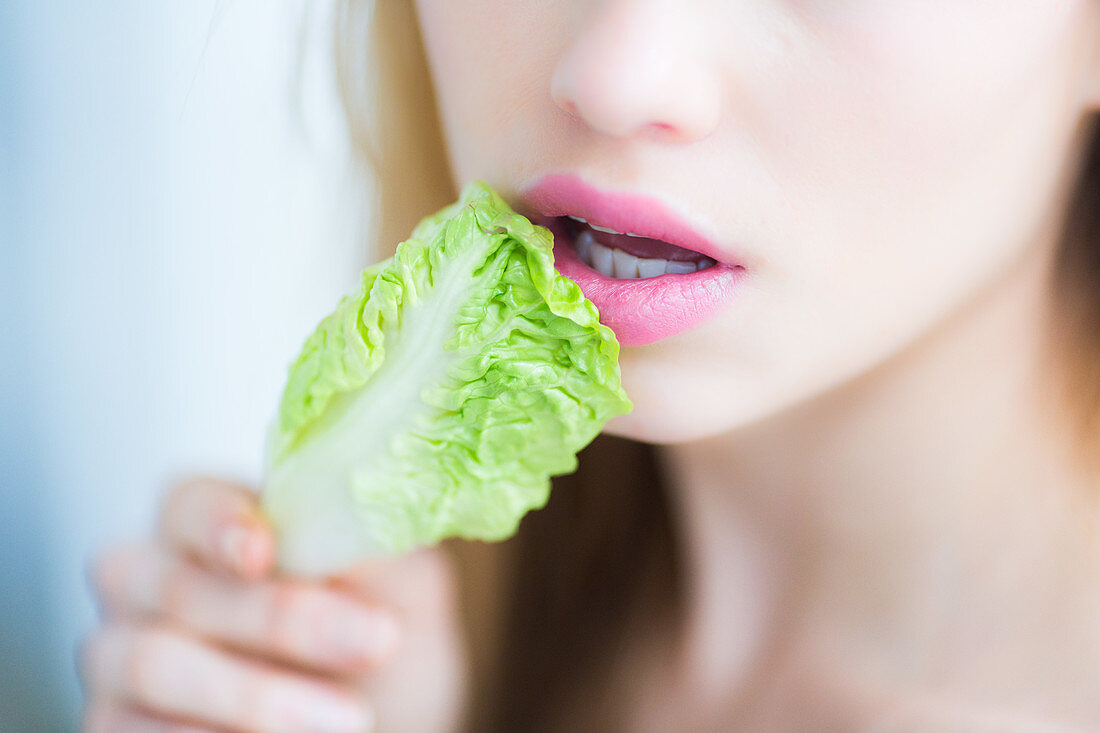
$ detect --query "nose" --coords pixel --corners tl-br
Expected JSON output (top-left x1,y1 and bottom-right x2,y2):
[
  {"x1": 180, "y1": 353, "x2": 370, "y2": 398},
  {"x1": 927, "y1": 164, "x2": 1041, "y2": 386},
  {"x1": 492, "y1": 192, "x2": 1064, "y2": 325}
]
[{"x1": 549, "y1": 1, "x2": 721, "y2": 143}]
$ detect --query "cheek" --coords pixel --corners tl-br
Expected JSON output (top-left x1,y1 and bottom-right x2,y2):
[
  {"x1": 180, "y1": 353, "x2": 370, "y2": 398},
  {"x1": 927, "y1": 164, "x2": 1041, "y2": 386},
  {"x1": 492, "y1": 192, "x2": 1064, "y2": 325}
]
[
  {"x1": 413, "y1": 0, "x2": 567, "y2": 187},
  {"x1": 773, "y1": 1, "x2": 1087, "y2": 271},
  {"x1": 751, "y1": 1, "x2": 1091, "y2": 359}
]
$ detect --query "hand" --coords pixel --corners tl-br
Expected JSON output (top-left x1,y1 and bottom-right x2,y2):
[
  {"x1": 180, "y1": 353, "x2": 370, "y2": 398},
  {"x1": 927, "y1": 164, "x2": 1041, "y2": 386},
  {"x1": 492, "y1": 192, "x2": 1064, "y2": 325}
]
[{"x1": 79, "y1": 477, "x2": 468, "y2": 733}]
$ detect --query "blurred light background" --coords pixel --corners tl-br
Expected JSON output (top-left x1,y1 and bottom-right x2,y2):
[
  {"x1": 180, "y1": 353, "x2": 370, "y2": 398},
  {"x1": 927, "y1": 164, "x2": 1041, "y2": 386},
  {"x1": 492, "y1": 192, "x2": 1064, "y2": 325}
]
[{"x1": 2, "y1": 2, "x2": 372, "y2": 728}]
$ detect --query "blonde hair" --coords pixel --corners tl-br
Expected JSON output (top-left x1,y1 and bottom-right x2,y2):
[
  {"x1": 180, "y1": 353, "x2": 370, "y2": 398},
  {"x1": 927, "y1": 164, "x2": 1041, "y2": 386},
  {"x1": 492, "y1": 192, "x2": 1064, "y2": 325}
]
[
  {"x1": 333, "y1": 1, "x2": 455, "y2": 259},
  {"x1": 326, "y1": 2, "x2": 1100, "y2": 729}
]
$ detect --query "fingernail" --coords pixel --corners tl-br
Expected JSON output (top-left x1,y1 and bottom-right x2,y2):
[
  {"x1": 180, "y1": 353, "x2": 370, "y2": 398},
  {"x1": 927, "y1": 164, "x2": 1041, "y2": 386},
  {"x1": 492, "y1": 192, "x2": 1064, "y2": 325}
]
[
  {"x1": 218, "y1": 522, "x2": 252, "y2": 575},
  {"x1": 321, "y1": 610, "x2": 401, "y2": 665},
  {"x1": 238, "y1": 527, "x2": 271, "y2": 578}
]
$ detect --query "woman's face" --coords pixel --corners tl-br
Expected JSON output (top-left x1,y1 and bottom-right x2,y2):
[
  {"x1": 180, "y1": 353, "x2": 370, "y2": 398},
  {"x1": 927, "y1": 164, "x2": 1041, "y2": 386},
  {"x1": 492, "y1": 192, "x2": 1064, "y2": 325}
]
[{"x1": 413, "y1": 0, "x2": 1100, "y2": 443}]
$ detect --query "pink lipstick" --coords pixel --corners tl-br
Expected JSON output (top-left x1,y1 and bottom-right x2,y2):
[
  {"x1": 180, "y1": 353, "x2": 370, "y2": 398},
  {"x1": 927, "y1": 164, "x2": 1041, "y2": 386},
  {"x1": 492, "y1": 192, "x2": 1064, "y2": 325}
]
[{"x1": 519, "y1": 173, "x2": 749, "y2": 347}]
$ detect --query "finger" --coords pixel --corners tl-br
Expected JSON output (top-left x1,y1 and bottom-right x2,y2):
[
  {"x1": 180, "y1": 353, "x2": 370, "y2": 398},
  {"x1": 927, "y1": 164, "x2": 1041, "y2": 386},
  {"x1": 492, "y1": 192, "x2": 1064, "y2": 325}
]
[
  {"x1": 84, "y1": 699, "x2": 216, "y2": 732},
  {"x1": 81, "y1": 624, "x2": 374, "y2": 733},
  {"x1": 92, "y1": 543, "x2": 400, "y2": 673},
  {"x1": 160, "y1": 478, "x2": 274, "y2": 580},
  {"x1": 334, "y1": 545, "x2": 458, "y2": 618}
]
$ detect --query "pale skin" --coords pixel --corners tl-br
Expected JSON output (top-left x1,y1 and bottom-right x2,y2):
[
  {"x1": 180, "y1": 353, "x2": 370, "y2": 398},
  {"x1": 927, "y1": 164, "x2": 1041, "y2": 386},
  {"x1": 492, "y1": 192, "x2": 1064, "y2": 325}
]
[{"x1": 81, "y1": 1, "x2": 1100, "y2": 731}]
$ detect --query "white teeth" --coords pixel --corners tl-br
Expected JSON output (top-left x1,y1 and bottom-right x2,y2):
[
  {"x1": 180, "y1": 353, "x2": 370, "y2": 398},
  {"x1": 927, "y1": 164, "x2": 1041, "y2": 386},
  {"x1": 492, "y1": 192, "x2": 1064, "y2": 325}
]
[
  {"x1": 567, "y1": 215, "x2": 642, "y2": 238},
  {"x1": 589, "y1": 238, "x2": 614, "y2": 275},
  {"x1": 591, "y1": 222, "x2": 645, "y2": 238},
  {"x1": 637, "y1": 258, "x2": 666, "y2": 278},
  {"x1": 575, "y1": 229, "x2": 594, "y2": 263},
  {"x1": 591, "y1": 222, "x2": 623, "y2": 236},
  {"x1": 611, "y1": 249, "x2": 639, "y2": 278},
  {"x1": 575, "y1": 228, "x2": 712, "y2": 278},
  {"x1": 666, "y1": 261, "x2": 698, "y2": 275}
]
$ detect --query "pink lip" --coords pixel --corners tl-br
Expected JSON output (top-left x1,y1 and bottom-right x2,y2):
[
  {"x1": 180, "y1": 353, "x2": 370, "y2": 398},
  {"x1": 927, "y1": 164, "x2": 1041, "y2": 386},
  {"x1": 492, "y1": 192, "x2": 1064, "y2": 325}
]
[{"x1": 518, "y1": 173, "x2": 749, "y2": 347}]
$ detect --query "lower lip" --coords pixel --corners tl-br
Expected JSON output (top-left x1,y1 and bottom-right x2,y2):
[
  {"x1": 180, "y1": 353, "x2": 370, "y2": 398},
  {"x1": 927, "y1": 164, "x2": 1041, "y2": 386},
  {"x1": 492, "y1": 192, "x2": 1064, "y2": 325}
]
[{"x1": 541, "y1": 218, "x2": 748, "y2": 347}]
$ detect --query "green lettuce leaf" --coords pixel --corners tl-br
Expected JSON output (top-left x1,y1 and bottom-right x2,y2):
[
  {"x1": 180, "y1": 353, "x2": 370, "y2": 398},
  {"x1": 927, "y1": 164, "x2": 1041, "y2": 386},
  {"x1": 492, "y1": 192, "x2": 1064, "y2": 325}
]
[{"x1": 261, "y1": 180, "x2": 631, "y2": 575}]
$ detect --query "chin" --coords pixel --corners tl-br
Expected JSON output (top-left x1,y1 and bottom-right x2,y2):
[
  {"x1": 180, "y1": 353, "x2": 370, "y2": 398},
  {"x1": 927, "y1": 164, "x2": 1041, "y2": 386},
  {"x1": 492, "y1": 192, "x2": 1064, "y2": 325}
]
[
  {"x1": 601, "y1": 351, "x2": 747, "y2": 445},
  {"x1": 599, "y1": 362, "x2": 800, "y2": 444},
  {"x1": 600, "y1": 403, "x2": 737, "y2": 445}
]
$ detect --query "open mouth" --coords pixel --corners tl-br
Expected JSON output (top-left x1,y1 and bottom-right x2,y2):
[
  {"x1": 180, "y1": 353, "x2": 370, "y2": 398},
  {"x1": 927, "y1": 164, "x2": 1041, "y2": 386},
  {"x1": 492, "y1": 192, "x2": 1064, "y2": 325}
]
[
  {"x1": 554, "y1": 215, "x2": 718, "y2": 278},
  {"x1": 519, "y1": 173, "x2": 747, "y2": 346}
]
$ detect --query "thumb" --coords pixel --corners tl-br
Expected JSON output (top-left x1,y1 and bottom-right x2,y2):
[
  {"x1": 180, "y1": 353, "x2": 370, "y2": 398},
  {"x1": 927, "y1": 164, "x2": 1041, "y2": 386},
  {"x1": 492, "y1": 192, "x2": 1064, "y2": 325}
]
[{"x1": 328, "y1": 545, "x2": 460, "y2": 618}]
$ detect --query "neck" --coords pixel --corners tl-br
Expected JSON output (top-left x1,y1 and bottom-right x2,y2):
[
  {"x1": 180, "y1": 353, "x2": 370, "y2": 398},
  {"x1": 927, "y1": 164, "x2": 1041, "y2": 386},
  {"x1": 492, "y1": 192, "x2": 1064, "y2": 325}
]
[{"x1": 659, "y1": 238, "x2": 1100, "y2": 714}]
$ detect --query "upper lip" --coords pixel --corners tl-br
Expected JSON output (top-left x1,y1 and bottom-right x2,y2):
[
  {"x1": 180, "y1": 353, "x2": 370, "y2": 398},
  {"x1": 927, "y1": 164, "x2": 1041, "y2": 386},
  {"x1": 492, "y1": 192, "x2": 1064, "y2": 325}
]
[{"x1": 516, "y1": 173, "x2": 739, "y2": 267}]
